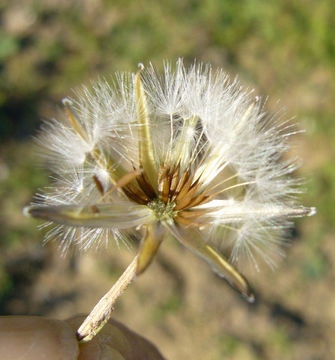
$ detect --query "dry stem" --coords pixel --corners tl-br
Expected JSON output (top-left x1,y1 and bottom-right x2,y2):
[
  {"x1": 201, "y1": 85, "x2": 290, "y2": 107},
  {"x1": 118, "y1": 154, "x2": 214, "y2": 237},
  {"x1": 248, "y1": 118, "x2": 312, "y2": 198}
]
[{"x1": 76, "y1": 255, "x2": 138, "y2": 342}]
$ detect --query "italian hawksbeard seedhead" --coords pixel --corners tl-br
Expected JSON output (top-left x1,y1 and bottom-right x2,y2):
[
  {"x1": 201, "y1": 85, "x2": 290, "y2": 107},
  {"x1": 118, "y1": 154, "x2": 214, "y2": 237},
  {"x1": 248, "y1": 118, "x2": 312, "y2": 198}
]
[{"x1": 25, "y1": 59, "x2": 315, "y2": 304}]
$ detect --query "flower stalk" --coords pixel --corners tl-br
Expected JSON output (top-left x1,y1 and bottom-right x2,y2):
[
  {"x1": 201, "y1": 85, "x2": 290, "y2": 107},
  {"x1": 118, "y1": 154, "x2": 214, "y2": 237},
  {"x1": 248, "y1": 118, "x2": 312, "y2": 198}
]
[{"x1": 77, "y1": 255, "x2": 138, "y2": 342}]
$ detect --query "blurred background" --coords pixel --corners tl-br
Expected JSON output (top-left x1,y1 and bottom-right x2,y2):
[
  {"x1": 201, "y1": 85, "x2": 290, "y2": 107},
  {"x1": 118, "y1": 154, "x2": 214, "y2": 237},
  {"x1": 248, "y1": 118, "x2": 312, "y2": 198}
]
[{"x1": 0, "y1": 0, "x2": 334, "y2": 359}]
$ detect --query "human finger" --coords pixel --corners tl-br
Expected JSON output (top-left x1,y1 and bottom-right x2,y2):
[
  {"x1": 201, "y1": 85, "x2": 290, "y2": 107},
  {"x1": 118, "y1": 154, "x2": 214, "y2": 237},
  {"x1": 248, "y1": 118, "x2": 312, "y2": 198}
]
[
  {"x1": 0, "y1": 316, "x2": 79, "y2": 360},
  {"x1": 66, "y1": 315, "x2": 165, "y2": 360}
]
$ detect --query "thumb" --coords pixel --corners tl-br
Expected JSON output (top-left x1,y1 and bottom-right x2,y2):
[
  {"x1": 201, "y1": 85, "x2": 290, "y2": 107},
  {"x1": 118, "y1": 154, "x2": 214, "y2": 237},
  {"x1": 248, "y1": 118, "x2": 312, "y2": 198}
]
[{"x1": 0, "y1": 316, "x2": 79, "y2": 360}]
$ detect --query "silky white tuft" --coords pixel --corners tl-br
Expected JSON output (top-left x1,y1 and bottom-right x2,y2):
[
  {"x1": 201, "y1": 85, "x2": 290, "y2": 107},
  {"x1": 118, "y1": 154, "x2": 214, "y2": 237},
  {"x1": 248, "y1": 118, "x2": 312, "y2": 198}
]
[{"x1": 24, "y1": 59, "x2": 315, "y2": 301}]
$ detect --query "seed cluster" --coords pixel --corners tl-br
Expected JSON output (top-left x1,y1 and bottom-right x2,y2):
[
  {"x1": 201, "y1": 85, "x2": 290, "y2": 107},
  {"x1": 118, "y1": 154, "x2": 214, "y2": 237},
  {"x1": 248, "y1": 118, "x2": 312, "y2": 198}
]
[
  {"x1": 24, "y1": 60, "x2": 315, "y2": 304},
  {"x1": 120, "y1": 162, "x2": 209, "y2": 226}
]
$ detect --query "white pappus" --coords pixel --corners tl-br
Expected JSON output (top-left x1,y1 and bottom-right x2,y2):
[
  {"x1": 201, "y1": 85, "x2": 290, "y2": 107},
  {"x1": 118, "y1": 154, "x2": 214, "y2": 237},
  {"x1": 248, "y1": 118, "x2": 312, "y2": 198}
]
[{"x1": 24, "y1": 59, "x2": 315, "y2": 302}]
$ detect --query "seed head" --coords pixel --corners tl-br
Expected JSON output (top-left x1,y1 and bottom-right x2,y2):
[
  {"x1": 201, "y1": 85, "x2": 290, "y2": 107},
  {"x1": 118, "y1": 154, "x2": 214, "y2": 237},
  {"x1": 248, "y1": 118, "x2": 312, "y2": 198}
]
[{"x1": 24, "y1": 59, "x2": 315, "y2": 302}]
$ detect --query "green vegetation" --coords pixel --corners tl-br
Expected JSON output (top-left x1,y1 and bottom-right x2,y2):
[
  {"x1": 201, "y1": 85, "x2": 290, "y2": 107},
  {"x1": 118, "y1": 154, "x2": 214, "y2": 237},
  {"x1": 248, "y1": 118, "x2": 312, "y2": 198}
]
[{"x1": 153, "y1": 294, "x2": 184, "y2": 322}]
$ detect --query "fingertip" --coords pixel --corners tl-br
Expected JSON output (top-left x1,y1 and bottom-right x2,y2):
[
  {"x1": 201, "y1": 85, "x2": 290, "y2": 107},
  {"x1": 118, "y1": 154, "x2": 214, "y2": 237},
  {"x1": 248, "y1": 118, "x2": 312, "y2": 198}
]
[{"x1": 66, "y1": 315, "x2": 166, "y2": 360}]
